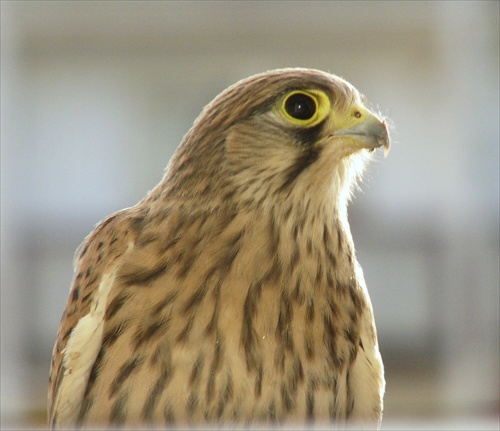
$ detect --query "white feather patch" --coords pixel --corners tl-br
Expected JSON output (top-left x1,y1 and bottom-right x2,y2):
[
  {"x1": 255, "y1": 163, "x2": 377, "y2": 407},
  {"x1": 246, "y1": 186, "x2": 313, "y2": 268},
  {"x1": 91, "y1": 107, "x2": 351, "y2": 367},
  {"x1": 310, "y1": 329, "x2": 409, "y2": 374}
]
[
  {"x1": 53, "y1": 269, "x2": 117, "y2": 426},
  {"x1": 348, "y1": 318, "x2": 385, "y2": 428}
]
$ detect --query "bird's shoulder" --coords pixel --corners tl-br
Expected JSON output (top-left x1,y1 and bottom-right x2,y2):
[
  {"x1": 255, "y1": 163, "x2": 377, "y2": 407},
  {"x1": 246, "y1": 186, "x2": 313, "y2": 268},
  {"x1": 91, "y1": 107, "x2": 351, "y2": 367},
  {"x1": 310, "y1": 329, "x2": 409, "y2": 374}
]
[{"x1": 48, "y1": 205, "x2": 147, "y2": 422}]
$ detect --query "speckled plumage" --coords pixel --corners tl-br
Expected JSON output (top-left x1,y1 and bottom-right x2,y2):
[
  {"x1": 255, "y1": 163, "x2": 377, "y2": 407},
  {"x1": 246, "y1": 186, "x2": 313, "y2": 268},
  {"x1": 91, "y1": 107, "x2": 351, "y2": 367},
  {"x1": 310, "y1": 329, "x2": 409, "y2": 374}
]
[{"x1": 48, "y1": 68, "x2": 388, "y2": 429}]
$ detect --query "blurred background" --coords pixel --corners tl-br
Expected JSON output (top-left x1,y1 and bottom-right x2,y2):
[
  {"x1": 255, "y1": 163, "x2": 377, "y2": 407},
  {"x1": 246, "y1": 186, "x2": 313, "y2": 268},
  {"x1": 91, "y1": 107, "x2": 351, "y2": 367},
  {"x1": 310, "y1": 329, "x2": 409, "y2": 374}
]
[{"x1": 1, "y1": 1, "x2": 498, "y2": 429}]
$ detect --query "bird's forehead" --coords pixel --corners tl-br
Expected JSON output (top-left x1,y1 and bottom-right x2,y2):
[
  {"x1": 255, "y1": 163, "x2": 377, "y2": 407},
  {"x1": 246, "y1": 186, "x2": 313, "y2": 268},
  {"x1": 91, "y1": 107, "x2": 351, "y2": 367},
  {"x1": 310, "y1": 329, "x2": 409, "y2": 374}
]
[
  {"x1": 217, "y1": 69, "x2": 360, "y2": 117},
  {"x1": 254, "y1": 71, "x2": 356, "y2": 105},
  {"x1": 192, "y1": 69, "x2": 363, "y2": 139}
]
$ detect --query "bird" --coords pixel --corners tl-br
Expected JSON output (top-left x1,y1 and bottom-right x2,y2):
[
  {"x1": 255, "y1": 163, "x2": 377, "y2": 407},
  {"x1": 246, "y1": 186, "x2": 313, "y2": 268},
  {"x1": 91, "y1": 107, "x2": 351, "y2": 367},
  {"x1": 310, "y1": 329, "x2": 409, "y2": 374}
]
[{"x1": 48, "y1": 68, "x2": 389, "y2": 429}]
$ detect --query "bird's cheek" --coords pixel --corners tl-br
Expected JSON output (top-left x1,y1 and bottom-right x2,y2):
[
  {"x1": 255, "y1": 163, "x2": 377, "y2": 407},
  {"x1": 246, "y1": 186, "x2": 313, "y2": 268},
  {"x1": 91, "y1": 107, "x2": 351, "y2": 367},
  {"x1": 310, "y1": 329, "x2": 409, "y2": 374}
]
[
  {"x1": 319, "y1": 136, "x2": 355, "y2": 160},
  {"x1": 224, "y1": 129, "x2": 252, "y2": 166}
]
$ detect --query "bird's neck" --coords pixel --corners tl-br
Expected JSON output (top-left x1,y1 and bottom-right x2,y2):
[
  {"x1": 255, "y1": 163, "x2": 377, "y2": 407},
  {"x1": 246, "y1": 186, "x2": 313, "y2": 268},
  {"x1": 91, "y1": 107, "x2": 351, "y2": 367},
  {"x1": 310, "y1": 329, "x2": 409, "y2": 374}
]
[
  {"x1": 269, "y1": 197, "x2": 356, "y2": 290},
  {"x1": 189, "y1": 190, "x2": 355, "y2": 305},
  {"x1": 144, "y1": 170, "x2": 358, "y2": 298}
]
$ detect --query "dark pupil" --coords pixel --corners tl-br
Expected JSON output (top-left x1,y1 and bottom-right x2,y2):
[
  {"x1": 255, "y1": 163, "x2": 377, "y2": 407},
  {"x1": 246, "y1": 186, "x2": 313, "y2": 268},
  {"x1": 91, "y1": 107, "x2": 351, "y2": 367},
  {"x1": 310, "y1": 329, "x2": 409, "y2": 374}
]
[{"x1": 285, "y1": 93, "x2": 316, "y2": 120}]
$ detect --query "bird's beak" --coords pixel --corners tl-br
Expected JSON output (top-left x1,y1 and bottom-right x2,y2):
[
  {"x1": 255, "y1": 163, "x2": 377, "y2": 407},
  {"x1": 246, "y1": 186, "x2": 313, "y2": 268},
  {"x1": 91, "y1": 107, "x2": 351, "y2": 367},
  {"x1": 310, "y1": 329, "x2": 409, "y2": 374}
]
[{"x1": 332, "y1": 111, "x2": 391, "y2": 157}]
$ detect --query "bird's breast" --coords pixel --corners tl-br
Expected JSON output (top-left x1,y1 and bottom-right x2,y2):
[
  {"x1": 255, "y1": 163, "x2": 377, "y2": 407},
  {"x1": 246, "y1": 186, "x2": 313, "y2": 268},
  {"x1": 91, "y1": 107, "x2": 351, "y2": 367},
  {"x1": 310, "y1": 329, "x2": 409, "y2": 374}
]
[{"x1": 78, "y1": 207, "x2": 366, "y2": 426}]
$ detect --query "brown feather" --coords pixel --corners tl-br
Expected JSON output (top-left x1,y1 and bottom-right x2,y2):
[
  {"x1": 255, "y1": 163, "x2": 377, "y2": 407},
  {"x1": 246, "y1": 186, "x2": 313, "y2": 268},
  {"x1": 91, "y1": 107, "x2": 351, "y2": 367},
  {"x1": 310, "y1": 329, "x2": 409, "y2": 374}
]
[{"x1": 48, "y1": 68, "x2": 387, "y2": 429}]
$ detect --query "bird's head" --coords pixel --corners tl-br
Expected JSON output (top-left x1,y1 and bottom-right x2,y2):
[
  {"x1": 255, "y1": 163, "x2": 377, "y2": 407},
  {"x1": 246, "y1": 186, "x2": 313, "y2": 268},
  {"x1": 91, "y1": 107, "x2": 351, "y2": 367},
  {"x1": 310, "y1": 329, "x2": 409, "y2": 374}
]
[{"x1": 162, "y1": 68, "x2": 390, "y2": 214}]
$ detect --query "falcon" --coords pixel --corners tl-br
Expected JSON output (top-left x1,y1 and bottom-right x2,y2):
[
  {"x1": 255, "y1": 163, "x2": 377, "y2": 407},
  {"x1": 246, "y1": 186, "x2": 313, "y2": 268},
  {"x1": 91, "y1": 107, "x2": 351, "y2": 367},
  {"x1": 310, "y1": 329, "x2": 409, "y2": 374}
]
[{"x1": 48, "y1": 68, "x2": 389, "y2": 429}]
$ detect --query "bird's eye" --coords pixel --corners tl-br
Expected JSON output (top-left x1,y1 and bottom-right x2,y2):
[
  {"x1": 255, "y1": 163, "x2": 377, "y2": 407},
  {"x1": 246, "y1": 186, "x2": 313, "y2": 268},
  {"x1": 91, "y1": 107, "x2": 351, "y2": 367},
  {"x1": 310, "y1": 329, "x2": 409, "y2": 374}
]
[
  {"x1": 284, "y1": 93, "x2": 316, "y2": 120},
  {"x1": 279, "y1": 89, "x2": 330, "y2": 127}
]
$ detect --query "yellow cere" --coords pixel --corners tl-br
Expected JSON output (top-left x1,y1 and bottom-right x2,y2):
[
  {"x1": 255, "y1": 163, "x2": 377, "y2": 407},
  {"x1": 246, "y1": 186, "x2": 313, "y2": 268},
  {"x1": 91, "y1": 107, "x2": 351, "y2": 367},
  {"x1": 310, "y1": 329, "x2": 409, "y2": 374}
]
[{"x1": 330, "y1": 104, "x2": 374, "y2": 132}]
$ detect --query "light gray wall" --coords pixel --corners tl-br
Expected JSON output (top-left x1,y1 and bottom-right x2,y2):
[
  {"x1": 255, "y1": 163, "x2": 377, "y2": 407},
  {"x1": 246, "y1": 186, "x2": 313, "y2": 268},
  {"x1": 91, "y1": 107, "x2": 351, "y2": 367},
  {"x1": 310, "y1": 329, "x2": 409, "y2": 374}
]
[{"x1": 1, "y1": 1, "x2": 498, "y2": 426}]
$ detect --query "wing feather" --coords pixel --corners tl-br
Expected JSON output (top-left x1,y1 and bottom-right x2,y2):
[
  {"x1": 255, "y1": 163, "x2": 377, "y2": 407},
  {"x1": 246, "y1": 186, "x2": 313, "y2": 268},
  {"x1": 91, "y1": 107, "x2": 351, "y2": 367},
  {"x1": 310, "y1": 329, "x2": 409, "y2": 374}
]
[{"x1": 48, "y1": 207, "x2": 145, "y2": 427}]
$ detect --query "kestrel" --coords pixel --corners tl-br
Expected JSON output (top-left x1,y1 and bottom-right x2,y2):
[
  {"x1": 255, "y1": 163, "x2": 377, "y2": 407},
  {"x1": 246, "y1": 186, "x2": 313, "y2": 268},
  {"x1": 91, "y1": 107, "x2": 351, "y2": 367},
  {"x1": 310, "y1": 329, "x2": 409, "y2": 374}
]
[{"x1": 48, "y1": 68, "x2": 389, "y2": 429}]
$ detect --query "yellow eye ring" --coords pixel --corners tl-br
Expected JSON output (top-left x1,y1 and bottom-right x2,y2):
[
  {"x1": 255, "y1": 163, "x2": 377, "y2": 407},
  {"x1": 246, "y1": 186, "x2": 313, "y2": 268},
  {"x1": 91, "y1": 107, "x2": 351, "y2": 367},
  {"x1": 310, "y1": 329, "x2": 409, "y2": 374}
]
[{"x1": 279, "y1": 90, "x2": 331, "y2": 127}]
